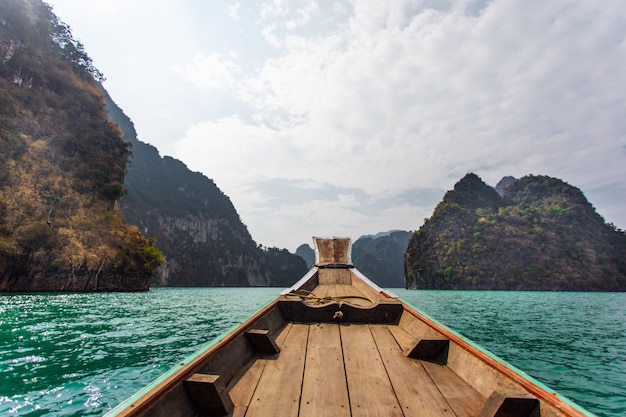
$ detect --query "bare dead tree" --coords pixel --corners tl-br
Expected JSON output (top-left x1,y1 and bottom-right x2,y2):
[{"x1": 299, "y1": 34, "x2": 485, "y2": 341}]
[{"x1": 84, "y1": 255, "x2": 107, "y2": 291}]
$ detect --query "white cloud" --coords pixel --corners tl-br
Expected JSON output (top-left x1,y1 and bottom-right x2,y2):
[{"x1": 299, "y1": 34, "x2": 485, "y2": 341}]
[
  {"x1": 226, "y1": 1, "x2": 241, "y2": 19},
  {"x1": 47, "y1": 0, "x2": 626, "y2": 250},
  {"x1": 173, "y1": 116, "x2": 295, "y2": 191},
  {"x1": 286, "y1": 0, "x2": 319, "y2": 30},
  {"x1": 171, "y1": 53, "x2": 241, "y2": 91},
  {"x1": 261, "y1": 24, "x2": 282, "y2": 48},
  {"x1": 240, "y1": 193, "x2": 390, "y2": 249},
  {"x1": 171, "y1": 0, "x2": 626, "y2": 249},
  {"x1": 259, "y1": 0, "x2": 290, "y2": 20}
]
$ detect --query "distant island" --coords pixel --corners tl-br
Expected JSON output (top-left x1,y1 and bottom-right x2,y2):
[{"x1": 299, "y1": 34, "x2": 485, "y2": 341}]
[
  {"x1": 296, "y1": 231, "x2": 411, "y2": 288},
  {"x1": 4, "y1": 1, "x2": 624, "y2": 293},
  {"x1": 405, "y1": 173, "x2": 626, "y2": 291}
]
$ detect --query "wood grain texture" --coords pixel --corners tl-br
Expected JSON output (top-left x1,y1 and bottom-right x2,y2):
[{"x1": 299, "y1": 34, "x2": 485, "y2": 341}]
[
  {"x1": 312, "y1": 284, "x2": 331, "y2": 297},
  {"x1": 349, "y1": 274, "x2": 388, "y2": 300},
  {"x1": 387, "y1": 324, "x2": 415, "y2": 352},
  {"x1": 340, "y1": 324, "x2": 403, "y2": 417},
  {"x1": 245, "y1": 329, "x2": 280, "y2": 354},
  {"x1": 230, "y1": 360, "x2": 266, "y2": 417},
  {"x1": 230, "y1": 324, "x2": 294, "y2": 417},
  {"x1": 183, "y1": 373, "x2": 233, "y2": 416},
  {"x1": 245, "y1": 324, "x2": 309, "y2": 417},
  {"x1": 318, "y1": 268, "x2": 352, "y2": 285},
  {"x1": 422, "y1": 361, "x2": 485, "y2": 417},
  {"x1": 370, "y1": 325, "x2": 455, "y2": 417},
  {"x1": 300, "y1": 323, "x2": 350, "y2": 417}
]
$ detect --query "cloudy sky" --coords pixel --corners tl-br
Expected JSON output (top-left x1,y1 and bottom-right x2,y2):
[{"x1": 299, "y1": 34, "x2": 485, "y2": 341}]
[{"x1": 46, "y1": 0, "x2": 626, "y2": 251}]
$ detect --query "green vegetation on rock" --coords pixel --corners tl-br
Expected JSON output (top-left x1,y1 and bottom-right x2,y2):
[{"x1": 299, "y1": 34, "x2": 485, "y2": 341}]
[
  {"x1": 0, "y1": 0, "x2": 163, "y2": 291},
  {"x1": 405, "y1": 173, "x2": 626, "y2": 291},
  {"x1": 103, "y1": 89, "x2": 307, "y2": 287}
]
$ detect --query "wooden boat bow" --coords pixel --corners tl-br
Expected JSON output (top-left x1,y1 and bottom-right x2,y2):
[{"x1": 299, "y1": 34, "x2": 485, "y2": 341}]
[{"x1": 105, "y1": 237, "x2": 596, "y2": 417}]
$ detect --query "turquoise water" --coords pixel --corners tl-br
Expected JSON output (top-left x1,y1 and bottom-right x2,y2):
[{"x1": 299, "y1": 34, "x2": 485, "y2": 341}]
[
  {"x1": 1, "y1": 288, "x2": 624, "y2": 416},
  {"x1": 396, "y1": 290, "x2": 626, "y2": 417},
  {"x1": 0, "y1": 288, "x2": 279, "y2": 416}
]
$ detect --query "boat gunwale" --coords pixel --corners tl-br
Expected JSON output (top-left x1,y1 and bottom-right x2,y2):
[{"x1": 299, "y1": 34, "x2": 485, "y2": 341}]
[
  {"x1": 285, "y1": 265, "x2": 594, "y2": 416},
  {"x1": 104, "y1": 296, "x2": 281, "y2": 417},
  {"x1": 397, "y1": 296, "x2": 597, "y2": 417},
  {"x1": 106, "y1": 260, "x2": 597, "y2": 417},
  {"x1": 280, "y1": 266, "x2": 319, "y2": 295}
]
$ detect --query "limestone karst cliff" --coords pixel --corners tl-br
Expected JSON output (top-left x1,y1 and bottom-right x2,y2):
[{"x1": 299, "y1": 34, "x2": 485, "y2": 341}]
[
  {"x1": 295, "y1": 231, "x2": 411, "y2": 288},
  {"x1": 405, "y1": 173, "x2": 626, "y2": 291},
  {"x1": 0, "y1": 0, "x2": 161, "y2": 291},
  {"x1": 104, "y1": 90, "x2": 307, "y2": 287}
]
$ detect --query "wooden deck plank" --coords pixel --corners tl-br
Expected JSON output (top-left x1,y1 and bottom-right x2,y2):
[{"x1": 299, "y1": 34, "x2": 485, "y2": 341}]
[
  {"x1": 333, "y1": 284, "x2": 349, "y2": 297},
  {"x1": 398, "y1": 310, "x2": 447, "y2": 340},
  {"x1": 243, "y1": 324, "x2": 309, "y2": 417},
  {"x1": 340, "y1": 324, "x2": 403, "y2": 417},
  {"x1": 332, "y1": 284, "x2": 378, "y2": 309},
  {"x1": 387, "y1": 324, "x2": 415, "y2": 352},
  {"x1": 318, "y1": 268, "x2": 352, "y2": 284},
  {"x1": 311, "y1": 284, "x2": 331, "y2": 298},
  {"x1": 422, "y1": 361, "x2": 486, "y2": 417},
  {"x1": 339, "y1": 283, "x2": 367, "y2": 298},
  {"x1": 230, "y1": 360, "x2": 266, "y2": 417},
  {"x1": 300, "y1": 323, "x2": 350, "y2": 417},
  {"x1": 313, "y1": 283, "x2": 371, "y2": 303},
  {"x1": 395, "y1": 312, "x2": 487, "y2": 416},
  {"x1": 230, "y1": 323, "x2": 293, "y2": 417},
  {"x1": 370, "y1": 325, "x2": 456, "y2": 417},
  {"x1": 349, "y1": 274, "x2": 387, "y2": 301}
]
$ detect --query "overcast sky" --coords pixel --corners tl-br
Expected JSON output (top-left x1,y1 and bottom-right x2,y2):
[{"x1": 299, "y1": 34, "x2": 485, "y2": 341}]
[{"x1": 46, "y1": 0, "x2": 626, "y2": 251}]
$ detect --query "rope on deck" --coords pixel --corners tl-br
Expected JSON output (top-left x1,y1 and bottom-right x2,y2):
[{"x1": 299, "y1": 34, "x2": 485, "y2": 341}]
[{"x1": 283, "y1": 289, "x2": 375, "y2": 307}]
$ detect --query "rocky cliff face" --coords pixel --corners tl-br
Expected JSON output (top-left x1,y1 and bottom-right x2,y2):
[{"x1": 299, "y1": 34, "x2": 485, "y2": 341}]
[
  {"x1": 495, "y1": 175, "x2": 516, "y2": 196},
  {"x1": 352, "y1": 231, "x2": 411, "y2": 288},
  {"x1": 1, "y1": 0, "x2": 158, "y2": 292},
  {"x1": 103, "y1": 91, "x2": 307, "y2": 287},
  {"x1": 2, "y1": 270, "x2": 148, "y2": 292},
  {"x1": 295, "y1": 231, "x2": 411, "y2": 288},
  {"x1": 295, "y1": 244, "x2": 315, "y2": 268},
  {"x1": 405, "y1": 173, "x2": 626, "y2": 291}
]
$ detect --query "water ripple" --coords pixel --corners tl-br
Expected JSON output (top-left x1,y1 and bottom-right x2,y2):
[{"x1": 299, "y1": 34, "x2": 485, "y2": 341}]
[
  {"x1": 2, "y1": 289, "x2": 624, "y2": 416},
  {"x1": 0, "y1": 288, "x2": 278, "y2": 416},
  {"x1": 397, "y1": 290, "x2": 626, "y2": 417}
]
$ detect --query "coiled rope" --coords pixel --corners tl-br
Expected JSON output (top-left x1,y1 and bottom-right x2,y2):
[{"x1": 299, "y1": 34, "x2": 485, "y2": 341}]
[{"x1": 283, "y1": 289, "x2": 374, "y2": 307}]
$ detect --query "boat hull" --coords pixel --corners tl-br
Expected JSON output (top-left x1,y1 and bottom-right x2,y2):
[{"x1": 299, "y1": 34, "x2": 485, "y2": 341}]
[{"x1": 105, "y1": 240, "x2": 595, "y2": 417}]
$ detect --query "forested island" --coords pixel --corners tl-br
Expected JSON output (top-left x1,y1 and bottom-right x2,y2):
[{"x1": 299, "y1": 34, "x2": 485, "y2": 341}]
[
  {"x1": 0, "y1": 0, "x2": 163, "y2": 291},
  {"x1": 0, "y1": 0, "x2": 306, "y2": 291},
  {"x1": 3, "y1": 1, "x2": 624, "y2": 292},
  {"x1": 106, "y1": 89, "x2": 307, "y2": 287},
  {"x1": 405, "y1": 173, "x2": 626, "y2": 291}
]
